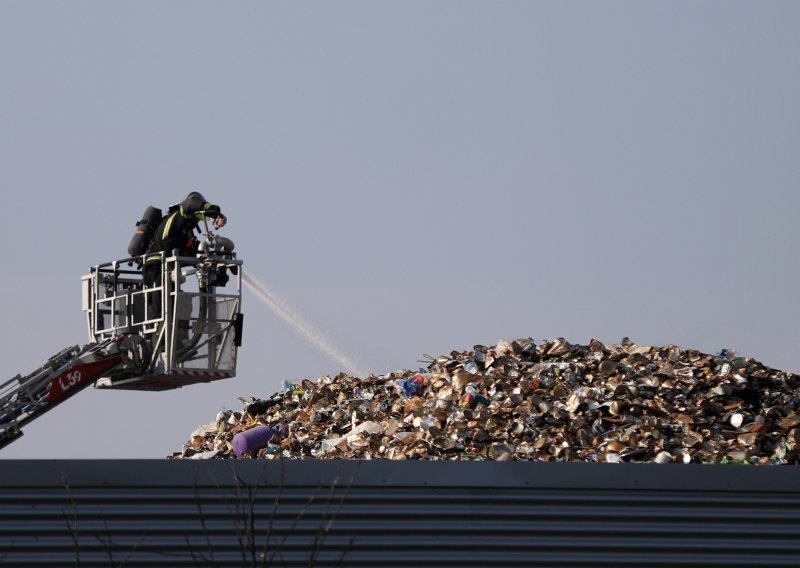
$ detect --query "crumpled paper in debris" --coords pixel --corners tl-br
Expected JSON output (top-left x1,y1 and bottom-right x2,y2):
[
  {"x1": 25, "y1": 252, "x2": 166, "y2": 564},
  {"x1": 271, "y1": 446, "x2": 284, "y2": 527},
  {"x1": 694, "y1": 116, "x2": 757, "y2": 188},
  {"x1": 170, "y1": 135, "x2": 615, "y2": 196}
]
[{"x1": 171, "y1": 338, "x2": 800, "y2": 464}]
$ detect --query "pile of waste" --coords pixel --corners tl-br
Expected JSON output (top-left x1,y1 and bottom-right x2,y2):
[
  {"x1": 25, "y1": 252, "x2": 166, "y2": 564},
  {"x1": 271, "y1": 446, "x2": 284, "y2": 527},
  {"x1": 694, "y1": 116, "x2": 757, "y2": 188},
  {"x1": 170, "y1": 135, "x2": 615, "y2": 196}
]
[{"x1": 173, "y1": 338, "x2": 800, "y2": 464}]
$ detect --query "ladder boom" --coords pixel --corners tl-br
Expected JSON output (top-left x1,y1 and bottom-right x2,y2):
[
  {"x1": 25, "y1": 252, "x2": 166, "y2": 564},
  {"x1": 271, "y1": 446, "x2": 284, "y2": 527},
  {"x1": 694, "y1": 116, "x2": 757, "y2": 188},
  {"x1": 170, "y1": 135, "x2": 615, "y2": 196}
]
[{"x1": 0, "y1": 337, "x2": 135, "y2": 450}]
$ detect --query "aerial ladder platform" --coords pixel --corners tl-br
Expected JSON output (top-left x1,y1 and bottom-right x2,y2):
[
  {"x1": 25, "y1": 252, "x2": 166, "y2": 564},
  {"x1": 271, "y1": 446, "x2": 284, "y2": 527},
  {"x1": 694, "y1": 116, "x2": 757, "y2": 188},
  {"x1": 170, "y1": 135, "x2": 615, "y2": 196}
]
[{"x1": 0, "y1": 223, "x2": 243, "y2": 450}]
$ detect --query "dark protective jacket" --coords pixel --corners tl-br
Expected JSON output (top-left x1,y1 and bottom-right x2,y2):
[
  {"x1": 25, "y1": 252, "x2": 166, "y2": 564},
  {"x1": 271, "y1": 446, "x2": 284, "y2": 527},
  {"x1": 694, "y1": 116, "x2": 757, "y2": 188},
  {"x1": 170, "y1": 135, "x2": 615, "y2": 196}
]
[{"x1": 145, "y1": 193, "x2": 223, "y2": 263}]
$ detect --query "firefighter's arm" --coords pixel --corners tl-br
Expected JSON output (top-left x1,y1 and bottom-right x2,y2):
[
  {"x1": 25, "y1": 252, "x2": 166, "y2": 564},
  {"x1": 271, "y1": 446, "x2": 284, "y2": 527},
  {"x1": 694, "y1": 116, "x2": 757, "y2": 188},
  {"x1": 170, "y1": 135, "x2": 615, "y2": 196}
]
[
  {"x1": 191, "y1": 202, "x2": 226, "y2": 228},
  {"x1": 202, "y1": 204, "x2": 226, "y2": 228}
]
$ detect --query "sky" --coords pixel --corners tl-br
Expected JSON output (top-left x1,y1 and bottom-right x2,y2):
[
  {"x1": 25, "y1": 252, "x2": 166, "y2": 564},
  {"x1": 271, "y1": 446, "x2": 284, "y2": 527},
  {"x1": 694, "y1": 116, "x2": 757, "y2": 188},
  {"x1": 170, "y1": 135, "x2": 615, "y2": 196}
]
[{"x1": 1, "y1": 2, "x2": 798, "y2": 459}]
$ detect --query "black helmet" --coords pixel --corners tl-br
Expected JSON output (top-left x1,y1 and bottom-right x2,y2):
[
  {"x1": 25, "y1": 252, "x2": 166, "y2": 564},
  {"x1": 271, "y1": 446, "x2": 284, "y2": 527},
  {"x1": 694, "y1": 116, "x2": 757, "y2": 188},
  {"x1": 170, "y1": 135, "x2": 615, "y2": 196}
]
[
  {"x1": 184, "y1": 191, "x2": 206, "y2": 203},
  {"x1": 179, "y1": 191, "x2": 208, "y2": 216}
]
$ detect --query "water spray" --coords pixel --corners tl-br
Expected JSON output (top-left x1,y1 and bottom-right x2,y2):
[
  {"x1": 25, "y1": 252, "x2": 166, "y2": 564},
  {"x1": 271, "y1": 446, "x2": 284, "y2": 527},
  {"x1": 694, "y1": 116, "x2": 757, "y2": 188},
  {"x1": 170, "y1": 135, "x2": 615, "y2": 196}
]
[{"x1": 241, "y1": 272, "x2": 367, "y2": 377}]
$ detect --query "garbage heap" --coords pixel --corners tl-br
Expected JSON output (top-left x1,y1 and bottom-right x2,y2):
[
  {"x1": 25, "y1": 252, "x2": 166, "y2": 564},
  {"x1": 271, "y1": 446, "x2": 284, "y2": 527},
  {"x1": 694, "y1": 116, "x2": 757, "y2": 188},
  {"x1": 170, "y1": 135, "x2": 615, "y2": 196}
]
[{"x1": 173, "y1": 338, "x2": 800, "y2": 464}]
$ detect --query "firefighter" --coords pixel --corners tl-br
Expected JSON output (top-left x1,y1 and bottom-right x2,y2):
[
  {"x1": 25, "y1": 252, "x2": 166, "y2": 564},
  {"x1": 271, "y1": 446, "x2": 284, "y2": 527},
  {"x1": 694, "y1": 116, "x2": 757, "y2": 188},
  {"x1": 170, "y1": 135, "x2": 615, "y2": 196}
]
[{"x1": 143, "y1": 192, "x2": 228, "y2": 317}]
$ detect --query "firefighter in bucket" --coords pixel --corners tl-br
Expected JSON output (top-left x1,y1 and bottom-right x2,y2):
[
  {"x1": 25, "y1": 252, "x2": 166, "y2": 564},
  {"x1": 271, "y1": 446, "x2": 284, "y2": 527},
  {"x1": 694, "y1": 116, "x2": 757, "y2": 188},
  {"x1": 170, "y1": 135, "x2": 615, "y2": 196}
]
[{"x1": 129, "y1": 192, "x2": 228, "y2": 320}]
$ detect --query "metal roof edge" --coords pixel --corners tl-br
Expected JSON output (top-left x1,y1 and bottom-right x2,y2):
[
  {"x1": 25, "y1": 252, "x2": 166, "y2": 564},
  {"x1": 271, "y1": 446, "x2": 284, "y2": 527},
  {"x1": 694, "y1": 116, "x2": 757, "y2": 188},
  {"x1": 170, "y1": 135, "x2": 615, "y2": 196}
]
[{"x1": 1, "y1": 459, "x2": 799, "y2": 492}]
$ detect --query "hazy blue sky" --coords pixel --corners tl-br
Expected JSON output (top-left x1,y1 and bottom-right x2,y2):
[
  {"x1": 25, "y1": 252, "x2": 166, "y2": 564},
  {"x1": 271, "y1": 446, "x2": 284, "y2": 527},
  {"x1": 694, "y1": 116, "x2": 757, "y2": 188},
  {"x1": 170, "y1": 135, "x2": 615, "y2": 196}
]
[{"x1": 2, "y1": 2, "x2": 798, "y2": 459}]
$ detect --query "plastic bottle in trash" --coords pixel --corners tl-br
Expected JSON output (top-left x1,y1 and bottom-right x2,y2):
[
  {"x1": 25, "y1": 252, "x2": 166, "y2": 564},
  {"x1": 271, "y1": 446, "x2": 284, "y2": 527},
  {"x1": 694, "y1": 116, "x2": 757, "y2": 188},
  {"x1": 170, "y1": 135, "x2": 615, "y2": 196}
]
[
  {"x1": 232, "y1": 424, "x2": 287, "y2": 458},
  {"x1": 403, "y1": 374, "x2": 425, "y2": 397}
]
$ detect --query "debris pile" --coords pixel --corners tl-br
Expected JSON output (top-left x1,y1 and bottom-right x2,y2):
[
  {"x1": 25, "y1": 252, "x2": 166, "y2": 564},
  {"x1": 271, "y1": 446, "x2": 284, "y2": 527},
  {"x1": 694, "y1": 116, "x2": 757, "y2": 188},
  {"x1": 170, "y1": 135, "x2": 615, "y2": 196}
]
[{"x1": 173, "y1": 338, "x2": 800, "y2": 464}]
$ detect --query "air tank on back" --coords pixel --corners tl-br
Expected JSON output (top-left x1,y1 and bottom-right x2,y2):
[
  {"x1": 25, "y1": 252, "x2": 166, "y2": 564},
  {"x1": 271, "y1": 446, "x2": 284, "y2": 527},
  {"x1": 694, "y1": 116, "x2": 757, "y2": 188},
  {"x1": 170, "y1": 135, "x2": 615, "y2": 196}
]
[{"x1": 127, "y1": 206, "x2": 163, "y2": 257}]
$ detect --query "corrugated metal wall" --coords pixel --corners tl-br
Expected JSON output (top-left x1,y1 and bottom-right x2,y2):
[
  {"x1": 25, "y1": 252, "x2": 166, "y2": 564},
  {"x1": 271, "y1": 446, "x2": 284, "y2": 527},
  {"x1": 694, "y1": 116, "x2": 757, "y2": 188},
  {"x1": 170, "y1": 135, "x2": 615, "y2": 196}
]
[{"x1": 1, "y1": 460, "x2": 799, "y2": 567}]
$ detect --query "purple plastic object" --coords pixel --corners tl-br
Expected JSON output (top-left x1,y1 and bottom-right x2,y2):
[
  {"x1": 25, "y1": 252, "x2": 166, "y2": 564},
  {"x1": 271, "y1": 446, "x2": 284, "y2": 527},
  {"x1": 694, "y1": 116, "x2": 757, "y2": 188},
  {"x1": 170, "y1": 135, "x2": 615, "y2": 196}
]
[{"x1": 232, "y1": 424, "x2": 287, "y2": 458}]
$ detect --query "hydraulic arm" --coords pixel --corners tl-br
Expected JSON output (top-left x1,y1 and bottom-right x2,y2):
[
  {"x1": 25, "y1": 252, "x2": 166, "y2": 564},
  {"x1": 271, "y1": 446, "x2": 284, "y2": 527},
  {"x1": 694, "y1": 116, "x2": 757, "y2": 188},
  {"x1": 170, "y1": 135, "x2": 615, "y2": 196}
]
[{"x1": 0, "y1": 336, "x2": 145, "y2": 449}]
